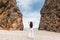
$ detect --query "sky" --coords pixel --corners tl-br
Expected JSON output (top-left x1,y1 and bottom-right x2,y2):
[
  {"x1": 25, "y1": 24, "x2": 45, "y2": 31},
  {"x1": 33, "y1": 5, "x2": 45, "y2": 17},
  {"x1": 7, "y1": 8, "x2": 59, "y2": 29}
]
[{"x1": 16, "y1": 0, "x2": 45, "y2": 29}]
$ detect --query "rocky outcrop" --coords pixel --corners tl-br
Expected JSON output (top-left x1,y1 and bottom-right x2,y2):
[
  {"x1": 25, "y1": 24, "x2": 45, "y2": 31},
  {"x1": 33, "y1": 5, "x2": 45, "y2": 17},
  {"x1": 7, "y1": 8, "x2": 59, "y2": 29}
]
[
  {"x1": 0, "y1": 0, "x2": 23, "y2": 30},
  {"x1": 39, "y1": 0, "x2": 60, "y2": 32}
]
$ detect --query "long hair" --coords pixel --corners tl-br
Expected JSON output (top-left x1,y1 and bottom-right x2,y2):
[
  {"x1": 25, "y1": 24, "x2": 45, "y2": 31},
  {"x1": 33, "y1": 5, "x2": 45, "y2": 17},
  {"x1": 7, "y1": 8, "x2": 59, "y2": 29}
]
[{"x1": 30, "y1": 21, "x2": 33, "y2": 28}]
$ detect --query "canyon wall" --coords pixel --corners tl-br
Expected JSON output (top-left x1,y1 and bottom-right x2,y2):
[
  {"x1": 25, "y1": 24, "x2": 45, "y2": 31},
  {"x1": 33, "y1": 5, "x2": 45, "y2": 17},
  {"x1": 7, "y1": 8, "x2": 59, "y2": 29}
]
[
  {"x1": 39, "y1": 0, "x2": 60, "y2": 32},
  {"x1": 0, "y1": 0, "x2": 23, "y2": 30}
]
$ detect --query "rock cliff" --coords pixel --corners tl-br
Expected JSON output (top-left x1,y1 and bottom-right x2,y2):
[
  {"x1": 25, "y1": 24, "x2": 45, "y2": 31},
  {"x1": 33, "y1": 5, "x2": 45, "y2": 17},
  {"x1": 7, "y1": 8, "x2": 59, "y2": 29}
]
[
  {"x1": 39, "y1": 0, "x2": 60, "y2": 32},
  {"x1": 0, "y1": 0, "x2": 23, "y2": 30}
]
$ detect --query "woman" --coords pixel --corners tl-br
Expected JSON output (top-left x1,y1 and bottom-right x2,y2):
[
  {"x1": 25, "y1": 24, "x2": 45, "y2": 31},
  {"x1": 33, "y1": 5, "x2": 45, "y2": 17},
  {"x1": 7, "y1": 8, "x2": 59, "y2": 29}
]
[{"x1": 28, "y1": 21, "x2": 35, "y2": 40}]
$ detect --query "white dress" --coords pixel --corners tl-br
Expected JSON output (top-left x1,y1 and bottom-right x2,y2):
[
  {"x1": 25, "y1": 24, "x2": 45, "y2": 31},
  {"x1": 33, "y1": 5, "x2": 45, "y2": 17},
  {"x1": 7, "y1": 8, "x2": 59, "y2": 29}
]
[{"x1": 28, "y1": 28, "x2": 35, "y2": 39}]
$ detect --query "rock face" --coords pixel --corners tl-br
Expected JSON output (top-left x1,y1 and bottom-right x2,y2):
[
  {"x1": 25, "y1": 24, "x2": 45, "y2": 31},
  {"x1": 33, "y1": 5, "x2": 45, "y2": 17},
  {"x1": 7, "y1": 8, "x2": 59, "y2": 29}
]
[
  {"x1": 39, "y1": 0, "x2": 60, "y2": 32},
  {"x1": 0, "y1": 0, "x2": 23, "y2": 30}
]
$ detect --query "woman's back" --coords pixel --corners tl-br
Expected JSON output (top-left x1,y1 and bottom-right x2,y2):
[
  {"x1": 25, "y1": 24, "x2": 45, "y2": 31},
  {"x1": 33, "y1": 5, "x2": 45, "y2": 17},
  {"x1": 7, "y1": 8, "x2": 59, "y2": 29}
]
[{"x1": 28, "y1": 21, "x2": 35, "y2": 40}]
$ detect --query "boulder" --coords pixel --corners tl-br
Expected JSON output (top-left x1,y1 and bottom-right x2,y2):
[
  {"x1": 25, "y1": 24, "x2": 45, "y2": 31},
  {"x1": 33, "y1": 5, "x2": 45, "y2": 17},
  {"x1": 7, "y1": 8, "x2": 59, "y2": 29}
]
[
  {"x1": 0, "y1": 0, "x2": 23, "y2": 30},
  {"x1": 39, "y1": 0, "x2": 60, "y2": 32}
]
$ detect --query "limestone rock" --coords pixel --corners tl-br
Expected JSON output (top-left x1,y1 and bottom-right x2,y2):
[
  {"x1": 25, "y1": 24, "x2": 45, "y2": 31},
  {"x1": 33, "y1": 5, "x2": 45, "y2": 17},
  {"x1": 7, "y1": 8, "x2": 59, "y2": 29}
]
[
  {"x1": 39, "y1": 0, "x2": 60, "y2": 32},
  {"x1": 0, "y1": 0, "x2": 23, "y2": 30}
]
